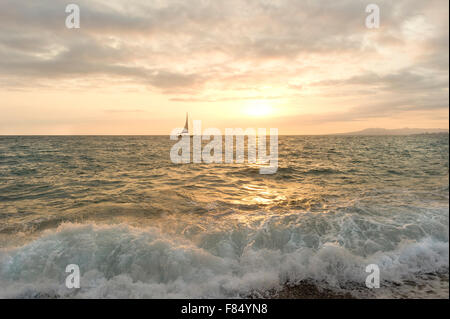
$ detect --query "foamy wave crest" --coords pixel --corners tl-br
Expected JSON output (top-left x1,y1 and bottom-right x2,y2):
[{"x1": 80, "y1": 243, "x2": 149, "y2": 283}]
[{"x1": 0, "y1": 222, "x2": 448, "y2": 298}]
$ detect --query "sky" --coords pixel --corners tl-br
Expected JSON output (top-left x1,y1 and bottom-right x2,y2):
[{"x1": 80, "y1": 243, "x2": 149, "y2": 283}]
[{"x1": 0, "y1": 0, "x2": 448, "y2": 135}]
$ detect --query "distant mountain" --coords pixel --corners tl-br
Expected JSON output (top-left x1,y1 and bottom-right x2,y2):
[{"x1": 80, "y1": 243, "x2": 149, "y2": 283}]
[{"x1": 334, "y1": 128, "x2": 449, "y2": 136}]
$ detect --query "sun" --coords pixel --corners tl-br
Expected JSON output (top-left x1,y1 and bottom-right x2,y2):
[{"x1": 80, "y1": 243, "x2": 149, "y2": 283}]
[{"x1": 244, "y1": 100, "x2": 273, "y2": 117}]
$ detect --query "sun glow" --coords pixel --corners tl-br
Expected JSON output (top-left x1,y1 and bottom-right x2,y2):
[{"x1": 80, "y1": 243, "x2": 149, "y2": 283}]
[{"x1": 244, "y1": 100, "x2": 273, "y2": 117}]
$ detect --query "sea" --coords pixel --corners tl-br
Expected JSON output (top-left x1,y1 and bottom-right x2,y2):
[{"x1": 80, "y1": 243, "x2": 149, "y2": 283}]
[{"x1": 0, "y1": 135, "x2": 448, "y2": 298}]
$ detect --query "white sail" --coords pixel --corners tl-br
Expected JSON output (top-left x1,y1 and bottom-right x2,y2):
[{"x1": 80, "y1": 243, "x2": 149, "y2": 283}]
[{"x1": 180, "y1": 112, "x2": 189, "y2": 135}]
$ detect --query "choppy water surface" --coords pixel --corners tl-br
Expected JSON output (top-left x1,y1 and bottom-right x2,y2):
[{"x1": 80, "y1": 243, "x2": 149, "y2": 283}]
[{"x1": 0, "y1": 135, "x2": 448, "y2": 298}]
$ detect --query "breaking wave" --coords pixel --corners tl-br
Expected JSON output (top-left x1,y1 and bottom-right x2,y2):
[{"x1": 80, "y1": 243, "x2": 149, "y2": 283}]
[{"x1": 0, "y1": 218, "x2": 448, "y2": 298}]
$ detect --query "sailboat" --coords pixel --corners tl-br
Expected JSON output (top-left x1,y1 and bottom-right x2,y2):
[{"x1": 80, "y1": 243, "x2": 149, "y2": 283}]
[{"x1": 178, "y1": 112, "x2": 190, "y2": 137}]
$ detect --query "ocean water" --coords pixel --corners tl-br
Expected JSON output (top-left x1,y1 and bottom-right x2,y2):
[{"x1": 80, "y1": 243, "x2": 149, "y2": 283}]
[{"x1": 0, "y1": 135, "x2": 448, "y2": 298}]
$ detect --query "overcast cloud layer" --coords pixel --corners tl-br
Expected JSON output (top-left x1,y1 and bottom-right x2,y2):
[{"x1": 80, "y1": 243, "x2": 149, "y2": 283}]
[{"x1": 0, "y1": 0, "x2": 448, "y2": 133}]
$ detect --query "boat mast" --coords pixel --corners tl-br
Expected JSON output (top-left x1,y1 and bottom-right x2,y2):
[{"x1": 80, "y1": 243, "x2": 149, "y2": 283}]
[{"x1": 184, "y1": 112, "x2": 189, "y2": 131}]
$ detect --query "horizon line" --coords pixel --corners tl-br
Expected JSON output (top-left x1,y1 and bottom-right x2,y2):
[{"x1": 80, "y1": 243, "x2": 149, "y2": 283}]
[{"x1": 0, "y1": 132, "x2": 448, "y2": 137}]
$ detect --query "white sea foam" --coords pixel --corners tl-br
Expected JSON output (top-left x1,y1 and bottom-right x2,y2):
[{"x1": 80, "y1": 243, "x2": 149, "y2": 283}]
[{"x1": 0, "y1": 218, "x2": 448, "y2": 298}]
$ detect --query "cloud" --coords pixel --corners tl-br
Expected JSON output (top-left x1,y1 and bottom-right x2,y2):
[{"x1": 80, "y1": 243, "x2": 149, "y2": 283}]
[
  {"x1": 104, "y1": 109, "x2": 146, "y2": 113},
  {"x1": 314, "y1": 68, "x2": 448, "y2": 93},
  {"x1": 275, "y1": 91, "x2": 449, "y2": 126},
  {"x1": 0, "y1": 0, "x2": 448, "y2": 126}
]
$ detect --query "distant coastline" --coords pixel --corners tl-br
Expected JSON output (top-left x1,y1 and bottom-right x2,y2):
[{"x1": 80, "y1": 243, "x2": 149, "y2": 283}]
[
  {"x1": 0, "y1": 128, "x2": 448, "y2": 137},
  {"x1": 333, "y1": 128, "x2": 449, "y2": 136}
]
